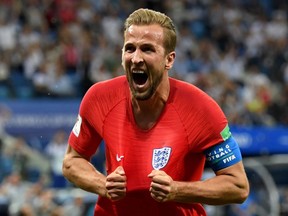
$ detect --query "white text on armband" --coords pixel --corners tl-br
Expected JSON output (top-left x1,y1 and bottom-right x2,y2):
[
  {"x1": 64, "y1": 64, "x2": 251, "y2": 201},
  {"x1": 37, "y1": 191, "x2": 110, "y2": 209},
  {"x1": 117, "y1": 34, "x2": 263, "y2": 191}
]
[{"x1": 205, "y1": 137, "x2": 242, "y2": 171}]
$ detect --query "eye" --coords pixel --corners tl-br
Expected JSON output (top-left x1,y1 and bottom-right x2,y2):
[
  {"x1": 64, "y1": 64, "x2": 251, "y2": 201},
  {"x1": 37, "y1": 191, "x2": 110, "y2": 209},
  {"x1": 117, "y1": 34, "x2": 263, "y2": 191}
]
[
  {"x1": 124, "y1": 45, "x2": 135, "y2": 53},
  {"x1": 141, "y1": 45, "x2": 155, "y2": 53}
]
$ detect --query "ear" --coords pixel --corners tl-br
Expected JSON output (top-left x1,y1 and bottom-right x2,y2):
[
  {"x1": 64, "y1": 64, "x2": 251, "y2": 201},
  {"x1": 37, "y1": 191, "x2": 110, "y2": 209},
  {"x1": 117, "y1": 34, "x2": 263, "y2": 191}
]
[{"x1": 165, "y1": 51, "x2": 176, "y2": 70}]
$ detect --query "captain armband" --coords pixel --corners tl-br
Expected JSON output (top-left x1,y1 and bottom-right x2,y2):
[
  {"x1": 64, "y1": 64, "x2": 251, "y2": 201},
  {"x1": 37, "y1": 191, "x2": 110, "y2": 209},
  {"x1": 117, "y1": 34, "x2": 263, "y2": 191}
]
[{"x1": 205, "y1": 136, "x2": 242, "y2": 172}]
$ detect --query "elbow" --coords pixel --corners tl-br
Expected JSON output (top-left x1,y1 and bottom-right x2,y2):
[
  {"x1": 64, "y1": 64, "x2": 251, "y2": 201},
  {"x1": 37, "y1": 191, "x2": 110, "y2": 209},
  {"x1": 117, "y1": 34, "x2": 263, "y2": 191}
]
[
  {"x1": 236, "y1": 189, "x2": 249, "y2": 204},
  {"x1": 62, "y1": 156, "x2": 71, "y2": 179},
  {"x1": 236, "y1": 180, "x2": 250, "y2": 204}
]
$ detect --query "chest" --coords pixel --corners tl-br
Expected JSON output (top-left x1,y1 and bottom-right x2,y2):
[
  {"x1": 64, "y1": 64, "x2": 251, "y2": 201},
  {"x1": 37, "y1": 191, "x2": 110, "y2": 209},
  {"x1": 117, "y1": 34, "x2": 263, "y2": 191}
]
[
  {"x1": 102, "y1": 105, "x2": 189, "y2": 172},
  {"x1": 100, "y1": 104, "x2": 206, "y2": 190}
]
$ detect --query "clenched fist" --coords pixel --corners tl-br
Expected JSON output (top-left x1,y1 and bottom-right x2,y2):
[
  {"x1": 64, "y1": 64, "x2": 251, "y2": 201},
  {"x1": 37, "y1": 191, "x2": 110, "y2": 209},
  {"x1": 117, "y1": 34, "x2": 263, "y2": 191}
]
[
  {"x1": 148, "y1": 170, "x2": 174, "y2": 202},
  {"x1": 106, "y1": 166, "x2": 127, "y2": 201}
]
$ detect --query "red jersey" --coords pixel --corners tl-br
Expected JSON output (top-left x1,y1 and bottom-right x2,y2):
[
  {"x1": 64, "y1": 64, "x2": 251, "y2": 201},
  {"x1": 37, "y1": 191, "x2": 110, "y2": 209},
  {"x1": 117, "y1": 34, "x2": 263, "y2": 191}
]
[{"x1": 69, "y1": 75, "x2": 228, "y2": 216}]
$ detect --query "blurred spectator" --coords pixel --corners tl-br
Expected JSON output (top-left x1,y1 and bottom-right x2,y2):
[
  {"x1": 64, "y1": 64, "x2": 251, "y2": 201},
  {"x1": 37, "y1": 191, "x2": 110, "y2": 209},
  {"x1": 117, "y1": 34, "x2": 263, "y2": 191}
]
[
  {"x1": 0, "y1": 53, "x2": 14, "y2": 97},
  {"x1": 32, "y1": 62, "x2": 52, "y2": 97},
  {"x1": 0, "y1": 105, "x2": 14, "y2": 182},
  {"x1": 77, "y1": 48, "x2": 94, "y2": 96},
  {"x1": 32, "y1": 188, "x2": 62, "y2": 216},
  {"x1": 58, "y1": 24, "x2": 80, "y2": 74},
  {"x1": 23, "y1": 42, "x2": 44, "y2": 79},
  {"x1": 62, "y1": 191, "x2": 85, "y2": 216},
  {"x1": 265, "y1": 10, "x2": 288, "y2": 42},
  {"x1": 280, "y1": 187, "x2": 288, "y2": 215},
  {"x1": 216, "y1": 43, "x2": 245, "y2": 82},
  {"x1": 22, "y1": 0, "x2": 46, "y2": 32},
  {"x1": 101, "y1": 5, "x2": 123, "y2": 46},
  {"x1": 47, "y1": 59, "x2": 75, "y2": 97},
  {"x1": 0, "y1": 172, "x2": 33, "y2": 216},
  {"x1": 0, "y1": 172, "x2": 90, "y2": 216},
  {"x1": 45, "y1": 129, "x2": 69, "y2": 188},
  {"x1": 76, "y1": 0, "x2": 95, "y2": 25},
  {"x1": 0, "y1": 104, "x2": 12, "y2": 141},
  {"x1": 18, "y1": 23, "x2": 41, "y2": 51},
  {"x1": 267, "y1": 85, "x2": 288, "y2": 126},
  {"x1": 56, "y1": 0, "x2": 77, "y2": 25},
  {"x1": 2, "y1": 136, "x2": 50, "y2": 182},
  {"x1": 0, "y1": 10, "x2": 17, "y2": 54},
  {"x1": 88, "y1": 36, "x2": 115, "y2": 83}
]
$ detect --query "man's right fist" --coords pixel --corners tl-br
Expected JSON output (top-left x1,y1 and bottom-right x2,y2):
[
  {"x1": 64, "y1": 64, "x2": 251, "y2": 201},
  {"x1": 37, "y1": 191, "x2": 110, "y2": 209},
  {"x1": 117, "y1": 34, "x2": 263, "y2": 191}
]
[{"x1": 106, "y1": 166, "x2": 127, "y2": 201}]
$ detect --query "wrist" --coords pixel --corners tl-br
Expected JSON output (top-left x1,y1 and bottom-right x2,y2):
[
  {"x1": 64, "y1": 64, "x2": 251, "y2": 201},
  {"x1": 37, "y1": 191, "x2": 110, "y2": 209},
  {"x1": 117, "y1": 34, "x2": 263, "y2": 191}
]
[{"x1": 168, "y1": 180, "x2": 178, "y2": 201}]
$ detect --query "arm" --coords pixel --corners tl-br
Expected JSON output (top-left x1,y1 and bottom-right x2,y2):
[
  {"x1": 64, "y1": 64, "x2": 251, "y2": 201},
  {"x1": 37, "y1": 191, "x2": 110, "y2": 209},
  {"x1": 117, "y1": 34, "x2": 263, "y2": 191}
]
[
  {"x1": 148, "y1": 161, "x2": 249, "y2": 205},
  {"x1": 62, "y1": 145, "x2": 127, "y2": 200},
  {"x1": 62, "y1": 144, "x2": 107, "y2": 197}
]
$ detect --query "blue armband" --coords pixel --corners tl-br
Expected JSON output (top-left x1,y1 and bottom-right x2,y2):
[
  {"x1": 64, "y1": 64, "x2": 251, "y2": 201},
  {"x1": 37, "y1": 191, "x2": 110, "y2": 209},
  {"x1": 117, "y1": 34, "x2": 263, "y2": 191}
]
[{"x1": 205, "y1": 136, "x2": 242, "y2": 172}]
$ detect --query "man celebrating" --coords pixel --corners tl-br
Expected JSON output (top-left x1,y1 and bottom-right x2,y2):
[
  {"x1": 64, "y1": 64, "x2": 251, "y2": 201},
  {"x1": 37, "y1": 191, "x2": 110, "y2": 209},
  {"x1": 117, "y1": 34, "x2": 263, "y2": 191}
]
[{"x1": 63, "y1": 8, "x2": 249, "y2": 216}]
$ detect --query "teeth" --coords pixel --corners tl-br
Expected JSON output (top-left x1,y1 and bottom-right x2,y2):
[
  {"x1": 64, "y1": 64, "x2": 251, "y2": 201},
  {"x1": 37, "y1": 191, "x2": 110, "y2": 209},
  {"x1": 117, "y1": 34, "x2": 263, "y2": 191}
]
[{"x1": 132, "y1": 70, "x2": 145, "y2": 74}]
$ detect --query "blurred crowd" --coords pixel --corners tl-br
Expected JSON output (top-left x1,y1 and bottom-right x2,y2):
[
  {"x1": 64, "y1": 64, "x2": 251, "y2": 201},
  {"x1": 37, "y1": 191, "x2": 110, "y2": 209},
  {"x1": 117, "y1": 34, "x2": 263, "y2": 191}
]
[
  {"x1": 0, "y1": 0, "x2": 287, "y2": 126},
  {"x1": 0, "y1": 125, "x2": 101, "y2": 216},
  {"x1": 0, "y1": 0, "x2": 288, "y2": 215}
]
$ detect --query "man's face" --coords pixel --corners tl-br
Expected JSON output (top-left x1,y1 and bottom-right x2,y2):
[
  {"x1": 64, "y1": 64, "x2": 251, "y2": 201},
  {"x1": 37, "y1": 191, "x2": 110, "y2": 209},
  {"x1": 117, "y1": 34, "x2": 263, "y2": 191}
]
[{"x1": 122, "y1": 24, "x2": 170, "y2": 100}]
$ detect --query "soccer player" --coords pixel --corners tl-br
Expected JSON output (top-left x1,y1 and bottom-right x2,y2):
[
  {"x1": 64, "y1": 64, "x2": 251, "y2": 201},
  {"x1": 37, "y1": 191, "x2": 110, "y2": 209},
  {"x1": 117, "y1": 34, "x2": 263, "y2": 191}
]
[{"x1": 62, "y1": 8, "x2": 249, "y2": 216}]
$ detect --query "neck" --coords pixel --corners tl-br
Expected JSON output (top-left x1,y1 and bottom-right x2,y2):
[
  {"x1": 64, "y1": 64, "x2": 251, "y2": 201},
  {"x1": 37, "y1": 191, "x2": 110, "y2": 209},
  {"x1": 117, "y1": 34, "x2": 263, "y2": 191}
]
[{"x1": 132, "y1": 77, "x2": 170, "y2": 130}]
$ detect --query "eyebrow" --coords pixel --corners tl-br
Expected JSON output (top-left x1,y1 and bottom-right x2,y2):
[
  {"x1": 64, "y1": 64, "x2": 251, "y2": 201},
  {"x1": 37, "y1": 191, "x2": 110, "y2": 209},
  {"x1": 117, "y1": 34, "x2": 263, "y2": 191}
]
[{"x1": 124, "y1": 42, "x2": 156, "y2": 48}]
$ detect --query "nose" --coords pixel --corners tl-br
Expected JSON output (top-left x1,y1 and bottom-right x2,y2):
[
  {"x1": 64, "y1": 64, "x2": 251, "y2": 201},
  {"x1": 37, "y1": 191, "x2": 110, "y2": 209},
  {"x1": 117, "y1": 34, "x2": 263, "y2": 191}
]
[{"x1": 131, "y1": 49, "x2": 143, "y2": 64}]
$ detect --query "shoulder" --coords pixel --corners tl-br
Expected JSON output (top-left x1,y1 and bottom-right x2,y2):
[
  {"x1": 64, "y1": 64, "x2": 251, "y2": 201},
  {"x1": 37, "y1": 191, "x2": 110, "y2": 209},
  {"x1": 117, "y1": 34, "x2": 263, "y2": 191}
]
[
  {"x1": 169, "y1": 77, "x2": 216, "y2": 107},
  {"x1": 169, "y1": 78, "x2": 228, "y2": 150},
  {"x1": 84, "y1": 75, "x2": 128, "y2": 101},
  {"x1": 88, "y1": 75, "x2": 127, "y2": 95},
  {"x1": 80, "y1": 76, "x2": 128, "y2": 114},
  {"x1": 169, "y1": 77, "x2": 227, "y2": 130}
]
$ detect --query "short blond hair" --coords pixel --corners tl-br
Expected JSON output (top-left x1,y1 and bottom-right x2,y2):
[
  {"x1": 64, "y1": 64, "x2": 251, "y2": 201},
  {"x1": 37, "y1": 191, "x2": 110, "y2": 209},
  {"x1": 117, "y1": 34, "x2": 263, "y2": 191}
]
[{"x1": 124, "y1": 8, "x2": 177, "y2": 54}]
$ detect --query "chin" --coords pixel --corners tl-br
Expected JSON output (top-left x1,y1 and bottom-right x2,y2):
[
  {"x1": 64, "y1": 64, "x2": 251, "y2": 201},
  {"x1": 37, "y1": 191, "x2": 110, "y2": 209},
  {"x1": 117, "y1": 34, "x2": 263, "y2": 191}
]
[
  {"x1": 133, "y1": 92, "x2": 149, "y2": 101},
  {"x1": 133, "y1": 89, "x2": 155, "y2": 101},
  {"x1": 135, "y1": 96, "x2": 150, "y2": 101}
]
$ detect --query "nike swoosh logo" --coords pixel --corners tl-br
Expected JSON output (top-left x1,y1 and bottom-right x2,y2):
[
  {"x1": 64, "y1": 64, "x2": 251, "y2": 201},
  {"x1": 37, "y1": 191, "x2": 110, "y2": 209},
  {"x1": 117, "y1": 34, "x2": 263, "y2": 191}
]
[{"x1": 116, "y1": 154, "x2": 124, "y2": 162}]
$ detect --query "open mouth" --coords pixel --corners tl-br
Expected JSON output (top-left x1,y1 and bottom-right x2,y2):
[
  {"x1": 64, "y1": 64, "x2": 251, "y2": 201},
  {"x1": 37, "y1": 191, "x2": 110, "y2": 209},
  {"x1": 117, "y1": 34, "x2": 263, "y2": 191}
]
[{"x1": 132, "y1": 71, "x2": 148, "y2": 86}]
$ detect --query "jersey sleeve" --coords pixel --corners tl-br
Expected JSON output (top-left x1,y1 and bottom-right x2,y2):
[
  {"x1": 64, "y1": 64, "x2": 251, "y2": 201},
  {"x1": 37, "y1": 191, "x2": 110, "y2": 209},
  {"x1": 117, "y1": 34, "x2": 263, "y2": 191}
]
[
  {"x1": 174, "y1": 80, "x2": 230, "y2": 152},
  {"x1": 192, "y1": 96, "x2": 230, "y2": 152},
  {"x1": 68, "y1": 76, "x2": 128, "y2": 159},
  {"x1": 68, "y1": 83, "x2": 106, "y2": 159}
]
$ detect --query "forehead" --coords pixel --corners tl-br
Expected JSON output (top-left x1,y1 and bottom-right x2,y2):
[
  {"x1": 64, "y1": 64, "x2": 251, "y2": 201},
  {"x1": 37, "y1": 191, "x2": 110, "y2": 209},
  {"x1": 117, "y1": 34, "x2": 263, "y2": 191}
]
[{"x1": 124, "y1": 24, "x2": 164, "y2": 45}]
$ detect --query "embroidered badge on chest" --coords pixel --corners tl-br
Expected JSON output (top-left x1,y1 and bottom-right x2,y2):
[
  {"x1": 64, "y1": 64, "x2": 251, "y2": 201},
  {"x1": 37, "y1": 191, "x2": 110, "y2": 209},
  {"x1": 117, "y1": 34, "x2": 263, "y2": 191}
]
[{"x1": 152, "y1": 147, "x2": 172, "y2": 170}]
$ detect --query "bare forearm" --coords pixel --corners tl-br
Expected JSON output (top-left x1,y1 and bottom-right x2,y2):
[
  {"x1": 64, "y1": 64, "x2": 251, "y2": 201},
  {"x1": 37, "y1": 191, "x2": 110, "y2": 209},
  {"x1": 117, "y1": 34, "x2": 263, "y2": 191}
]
[
  {"x1": 169, "y1": 162, "x2": 249, "y2": 205},
  {"x1": 171, "y1": 174, "x2": 248, "y2": 205},
  {"x1": 62, "y1": 156, "x2": 107, "y2": 197}
]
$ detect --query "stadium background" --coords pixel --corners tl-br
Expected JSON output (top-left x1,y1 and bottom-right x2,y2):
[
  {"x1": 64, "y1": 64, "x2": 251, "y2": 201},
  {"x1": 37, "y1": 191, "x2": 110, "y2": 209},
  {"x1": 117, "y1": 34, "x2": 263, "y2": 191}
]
[{"x1": 0, "y1": 0, "x2": 287, "y2": 215}]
